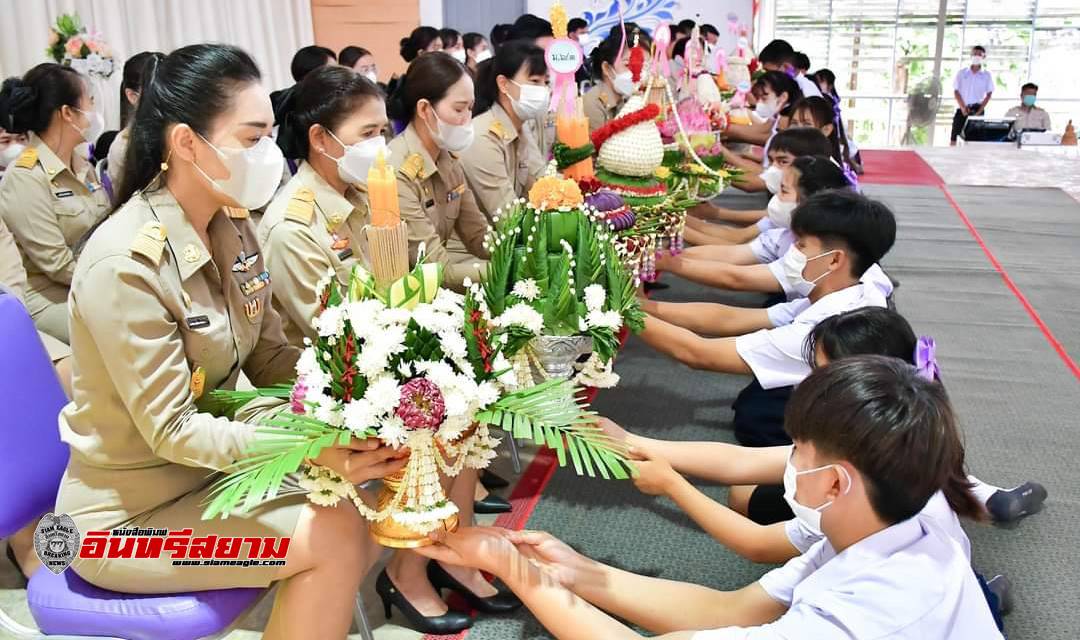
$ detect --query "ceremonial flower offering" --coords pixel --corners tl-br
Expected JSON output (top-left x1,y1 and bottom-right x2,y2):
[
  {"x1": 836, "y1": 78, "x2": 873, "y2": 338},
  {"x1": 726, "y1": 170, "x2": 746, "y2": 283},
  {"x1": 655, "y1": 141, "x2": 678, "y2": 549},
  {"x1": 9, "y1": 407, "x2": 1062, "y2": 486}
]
[
  {"x1": 46, "y1": 14, "x2": 115, "y2": 79},
  {"x1": 482, "y1": 175, "x2": 645, "y2": 388}
]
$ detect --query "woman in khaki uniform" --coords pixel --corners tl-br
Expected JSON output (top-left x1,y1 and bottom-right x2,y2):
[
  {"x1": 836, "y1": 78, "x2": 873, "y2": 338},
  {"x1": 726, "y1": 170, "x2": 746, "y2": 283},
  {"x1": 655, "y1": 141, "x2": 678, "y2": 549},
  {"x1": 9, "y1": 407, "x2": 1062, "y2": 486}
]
[
  {"x1": 54, "y1": 44, "x2": 406, "y2": 640},
  {"x1": 106, "y1": 51, "x2": 163, "y2": 204},
  {"x1": 582, "y1": 32, "x2": 636, "y2": 132},
  {"x1": 459, "y1": 40, "x2": 547, "y2": 220},
  {"x1": 0, "y1": 64, "x2": 111, "y2": 343},
  {"x1": 387, "y1": 53, "x2": 490, "y2": 292},
  {"x1": 259, "y1": 65, "x2": 385, "y2": 347}
]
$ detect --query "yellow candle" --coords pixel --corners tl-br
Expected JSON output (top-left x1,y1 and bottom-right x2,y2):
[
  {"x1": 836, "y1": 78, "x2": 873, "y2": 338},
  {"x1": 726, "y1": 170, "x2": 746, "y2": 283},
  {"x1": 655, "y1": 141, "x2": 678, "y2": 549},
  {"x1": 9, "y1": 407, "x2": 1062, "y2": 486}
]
[{"x1": 368, "y1": 149, "x2": 400, "y2": 227}]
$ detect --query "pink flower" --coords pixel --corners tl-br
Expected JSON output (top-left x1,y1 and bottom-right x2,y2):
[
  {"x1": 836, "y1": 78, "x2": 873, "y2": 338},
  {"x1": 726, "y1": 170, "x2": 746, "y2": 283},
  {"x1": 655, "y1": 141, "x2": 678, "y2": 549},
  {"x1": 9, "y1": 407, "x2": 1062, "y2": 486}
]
[
  {"x1": 395, "y1": 378, "x2": 445, "y2": 430},
  {"x1": 290, "y1": 380, "x2": 309, "y2": 414},
  {"x1": 86, "y1": 40, "x2": 99, "y2": 54},
  {"x1": 65, "y1": 37, "x2": 84, "y2": 57}
]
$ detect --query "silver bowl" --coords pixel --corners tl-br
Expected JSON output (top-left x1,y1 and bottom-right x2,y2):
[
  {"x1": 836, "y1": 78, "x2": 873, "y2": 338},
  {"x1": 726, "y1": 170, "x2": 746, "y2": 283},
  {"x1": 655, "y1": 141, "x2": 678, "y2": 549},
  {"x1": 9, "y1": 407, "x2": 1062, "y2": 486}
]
[{"x1": 532, "y1": 335, "x2": 594, "y2": 380}]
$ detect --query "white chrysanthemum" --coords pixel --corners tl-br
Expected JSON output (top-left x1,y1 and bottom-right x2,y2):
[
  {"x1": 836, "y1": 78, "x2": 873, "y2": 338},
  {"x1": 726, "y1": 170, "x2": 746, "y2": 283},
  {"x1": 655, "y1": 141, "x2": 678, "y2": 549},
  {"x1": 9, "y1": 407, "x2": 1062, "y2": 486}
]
[
  {"x1": 432, "y1": 288, "x2": 465, "y2": 313},
  {"x1": 314, "y1": 402, "x2": 344, "y2": 428},
  {"x1": 365, "y1": 375, "x2": 401, "y2": 415},
  {"x1": 397, "y1": 361, "x2": 413, "y2": 378},
  {"x1": 346, "y1": 299, "x2": 387, "y2": 340},
  {"x1": 476, "y1": 381, "x2": 501, "y2": 407},
  {"x1": 442, "y1": 391, "x2": 468, "y2": 418},
  {"x1": 355, "y1": 344, "x2": 391, "y2": 379},
  {"x1": 512, "y1": 278, "x2": 541, "y2": 301},
  {"x1": 410, "y1": 303, "x2": 440, "y2": 333},
  {"x1": 295, "y1": 347, "x2": 320, "y2": 378},
  {"x1": 439, "y1": 331, "x2": 469, "y2": 361},
  {"x1": 342, "y1": 398, "x2": 377, "y2": 432},
  {"x1": 493, "y1": 303, "x2": 544, "y2": 335},
  {"x1": 375, "y1": 323, "x2": 409, "y2": 355},
  {"x1": 378, "y1": 306, "x2": 412, "y2": 327},
  {"x1": 586, "y1": 309, "x2": 623, "y2": 330},
  {"x1": 378, "y1": 416, "x2": 409, "y2": 448},
  {"x1": 315, "y1": 306, "x2": 347, "y2": 337},
  {"x1": 583, "y1": 284, "x2": 607, "y2": 312},
  {"x1": 438, "y1": 414, "x2": 470, "y2": 442},
  {"x1": 416, "y1": 360, "x2": 456, "y2": 387}
]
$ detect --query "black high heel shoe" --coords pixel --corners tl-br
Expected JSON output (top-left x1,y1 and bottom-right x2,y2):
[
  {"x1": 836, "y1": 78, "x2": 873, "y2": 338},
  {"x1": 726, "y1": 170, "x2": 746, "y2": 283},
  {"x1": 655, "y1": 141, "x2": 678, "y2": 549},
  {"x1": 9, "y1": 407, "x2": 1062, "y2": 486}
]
[
  {"x1": 480, "y1": 470, "x2": 510, "y2": 490},
  {"x1": 474, "y1": 494, "x2": 512, "y2": 515},
  {"x1": 375, "y1": 569, "x2": 472, "y2": 634},
  {"x1": 5, "y1": 544, "x2": 28, "y2": 588},
  {"x1": 428, "y1": 561, "x2": 522, "y2": 614}
]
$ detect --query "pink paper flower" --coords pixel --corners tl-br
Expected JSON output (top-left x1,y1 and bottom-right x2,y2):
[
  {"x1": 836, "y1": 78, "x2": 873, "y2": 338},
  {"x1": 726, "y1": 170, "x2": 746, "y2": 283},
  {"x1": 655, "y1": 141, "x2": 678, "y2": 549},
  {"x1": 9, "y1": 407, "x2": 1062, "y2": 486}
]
[
  {"x1": 290, "y1": 380, "x2": 309, "y2": 414},
  {"x1": 395, "y1": 378, "x2": 445, "y2": 430},
  {"x1": 65, "y1": 37, "x2": 84, "y2": 57}
]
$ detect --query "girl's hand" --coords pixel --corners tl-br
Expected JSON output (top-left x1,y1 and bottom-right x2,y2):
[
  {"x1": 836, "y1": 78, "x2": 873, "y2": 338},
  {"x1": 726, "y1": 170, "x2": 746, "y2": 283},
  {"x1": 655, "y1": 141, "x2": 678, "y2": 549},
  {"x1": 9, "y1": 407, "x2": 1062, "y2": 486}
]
[
  {"x1": 628, "y1": 445, "x2": 681, "y2": 496},
  {"x1": 310, "y1": 437, "x2": 409, "y2": 484}
]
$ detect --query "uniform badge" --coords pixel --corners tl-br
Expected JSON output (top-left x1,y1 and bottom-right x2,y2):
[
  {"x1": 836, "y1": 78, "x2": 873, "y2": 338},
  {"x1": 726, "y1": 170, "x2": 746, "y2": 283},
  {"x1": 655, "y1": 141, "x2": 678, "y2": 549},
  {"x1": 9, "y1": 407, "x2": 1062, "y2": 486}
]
[
  {"x1": 240, "y1": 271, "x2": 271, "y2": 296},
  {"x1": 337, "y1": 247, "x2": 354, "y2": 261},
  {"x1": 330, "y1": 233, "x2": 350, "y2": 251},
  {"x1": 190, "y1": 365, "x2": 206, "y2": 399},
  {"x1": 34, "y1": 513, "x2": 80, "y2": 575},
  {"x1": 232, "y1": 250, "x2": 258, "y2": 272},
  {"x1": 182, "y1": 244, "x2": 201, "y2": 263},
  {"x1": 446, "y1": 184, "x2": 466, "y2": 203},
  {"x1": 244, "y1": 297, "x2": 263, "y2": 320},
  {"x1": 185, "y1": 315, "x2": 210, "y2": 330}
]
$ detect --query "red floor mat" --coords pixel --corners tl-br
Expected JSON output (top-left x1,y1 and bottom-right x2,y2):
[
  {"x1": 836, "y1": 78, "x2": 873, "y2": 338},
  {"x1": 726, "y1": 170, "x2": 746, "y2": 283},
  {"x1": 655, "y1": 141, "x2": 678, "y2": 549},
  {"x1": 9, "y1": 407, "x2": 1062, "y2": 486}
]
[{"x1": 859, "y1": 149, "x2": 944, "y2": 186}]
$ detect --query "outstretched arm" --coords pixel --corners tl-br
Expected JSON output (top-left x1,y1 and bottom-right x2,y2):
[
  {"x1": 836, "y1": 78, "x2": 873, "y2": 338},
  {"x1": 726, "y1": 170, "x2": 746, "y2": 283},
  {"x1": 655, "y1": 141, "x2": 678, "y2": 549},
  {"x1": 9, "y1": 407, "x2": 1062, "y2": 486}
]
[
  {"x1": 663, "y1": 259, "x2": 783, "y2": 294},
  {"x1": 641, "y1": 299, "x2": 772, "y2": 338}
]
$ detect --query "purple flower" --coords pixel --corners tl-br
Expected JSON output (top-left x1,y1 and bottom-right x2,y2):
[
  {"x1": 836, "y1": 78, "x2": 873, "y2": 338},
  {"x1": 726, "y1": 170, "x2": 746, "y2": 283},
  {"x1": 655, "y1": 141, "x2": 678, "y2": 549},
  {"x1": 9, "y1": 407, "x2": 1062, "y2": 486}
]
[{"x1": 395, "y1": 378, "x2": 446, "y2": 430}]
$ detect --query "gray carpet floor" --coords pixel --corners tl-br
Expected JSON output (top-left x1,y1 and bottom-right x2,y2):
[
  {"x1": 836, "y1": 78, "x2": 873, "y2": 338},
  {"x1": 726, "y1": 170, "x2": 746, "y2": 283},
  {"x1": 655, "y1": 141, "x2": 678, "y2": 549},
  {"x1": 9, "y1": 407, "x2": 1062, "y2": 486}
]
[{"x1": 467, "y1": 184, "x2": 1080, "y2": 640}]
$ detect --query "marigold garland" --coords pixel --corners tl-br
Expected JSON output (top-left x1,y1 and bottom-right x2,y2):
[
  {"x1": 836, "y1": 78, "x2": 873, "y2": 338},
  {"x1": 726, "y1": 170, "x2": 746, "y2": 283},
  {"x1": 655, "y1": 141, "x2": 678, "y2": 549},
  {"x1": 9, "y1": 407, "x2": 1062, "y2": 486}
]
[{"x1": 590, "y1": 103, "x2": 661, "y2": 152}]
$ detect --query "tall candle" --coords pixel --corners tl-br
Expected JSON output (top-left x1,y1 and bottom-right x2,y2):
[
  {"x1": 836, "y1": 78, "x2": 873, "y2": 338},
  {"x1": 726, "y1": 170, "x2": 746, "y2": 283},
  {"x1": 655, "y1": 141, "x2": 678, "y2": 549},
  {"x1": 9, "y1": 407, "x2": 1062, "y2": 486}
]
[
  {"x1": 557, "y1": 97, "x2": 594, "y2": 181},
  {"x1": 368, "y1": 149, "x2": 400, "y2": 227}
]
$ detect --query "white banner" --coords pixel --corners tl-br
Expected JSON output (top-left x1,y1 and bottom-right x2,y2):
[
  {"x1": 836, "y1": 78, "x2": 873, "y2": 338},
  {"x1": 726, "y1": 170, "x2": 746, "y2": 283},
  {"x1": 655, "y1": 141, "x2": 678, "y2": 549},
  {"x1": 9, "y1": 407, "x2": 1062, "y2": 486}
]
[{"x1": 526, "y1": 0, "x2": 754, "y2": 54}]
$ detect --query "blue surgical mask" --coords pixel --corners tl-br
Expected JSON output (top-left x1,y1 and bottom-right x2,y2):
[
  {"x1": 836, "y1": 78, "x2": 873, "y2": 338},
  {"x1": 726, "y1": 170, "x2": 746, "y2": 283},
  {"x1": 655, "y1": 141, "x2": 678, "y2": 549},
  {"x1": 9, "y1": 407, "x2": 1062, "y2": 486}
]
[{"x1": 1022, "y1": 94, "x2": 1036, "y2": 107}]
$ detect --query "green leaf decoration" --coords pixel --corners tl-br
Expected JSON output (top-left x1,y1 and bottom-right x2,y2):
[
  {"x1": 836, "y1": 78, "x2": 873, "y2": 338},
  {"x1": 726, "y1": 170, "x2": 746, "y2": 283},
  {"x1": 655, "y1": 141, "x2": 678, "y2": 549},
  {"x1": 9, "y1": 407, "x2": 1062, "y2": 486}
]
[
  {"x1": 483, "y1": 209, "x2": 521, "y2": 317},
  {"x1": 544, "y1": 251, "x2": 578, "y2": 335},
  {"x1": 475, "y1": 378, "x2": 633, "y2": 481},
  {"x1": 198, "y1": 384, "x2": 294, "y2": 419},
  {"x1": 520, "y1": 207, "x2": 549, "y2": 293},
  {"x1": 574, "y1": 213, "x2": 603, "y2": 293}
]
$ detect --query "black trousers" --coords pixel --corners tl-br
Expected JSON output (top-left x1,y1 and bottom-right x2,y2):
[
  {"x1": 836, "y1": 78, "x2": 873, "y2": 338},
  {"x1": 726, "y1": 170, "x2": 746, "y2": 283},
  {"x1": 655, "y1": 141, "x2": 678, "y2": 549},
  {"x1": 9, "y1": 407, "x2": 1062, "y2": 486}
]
[
  {"x1": 951, "y1": 104, "x2": 985, "y2": 141},
  {"x1": 732, "y1": 378, "x2": 794, "y2": 447}
]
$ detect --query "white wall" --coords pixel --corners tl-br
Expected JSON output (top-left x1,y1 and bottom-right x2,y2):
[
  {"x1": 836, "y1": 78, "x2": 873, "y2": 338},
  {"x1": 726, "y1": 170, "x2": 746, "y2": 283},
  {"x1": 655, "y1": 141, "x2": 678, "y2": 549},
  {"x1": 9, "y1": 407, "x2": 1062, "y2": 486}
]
[{"x1": 420, "y1": 0, "x2": 444, "y2": 28}]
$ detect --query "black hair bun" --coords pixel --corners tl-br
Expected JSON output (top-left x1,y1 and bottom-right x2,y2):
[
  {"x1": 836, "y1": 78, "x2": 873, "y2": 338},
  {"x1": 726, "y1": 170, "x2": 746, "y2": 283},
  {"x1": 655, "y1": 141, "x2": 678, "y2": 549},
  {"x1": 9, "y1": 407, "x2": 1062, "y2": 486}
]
[{"x1": 0, "y1": 78, "x2": 39, "y2": 133}]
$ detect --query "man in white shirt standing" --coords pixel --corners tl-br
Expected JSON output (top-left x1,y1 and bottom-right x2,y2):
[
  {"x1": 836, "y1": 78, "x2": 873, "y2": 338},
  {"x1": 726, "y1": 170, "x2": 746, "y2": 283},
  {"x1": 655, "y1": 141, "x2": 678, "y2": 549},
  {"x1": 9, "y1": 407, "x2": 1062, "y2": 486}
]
[
  {"x1": 418, "y1": 357, "x2": 1004, "y2": 639},
  {"x1": 1005, "y1": 82, "x2": 1052, "y2": 135},
  {"x1": 951, "y1": 45, "x2": 994, "y2": 145},
  {"x1": 758, "y1": 39, "x2": 823, "y2": 99}
]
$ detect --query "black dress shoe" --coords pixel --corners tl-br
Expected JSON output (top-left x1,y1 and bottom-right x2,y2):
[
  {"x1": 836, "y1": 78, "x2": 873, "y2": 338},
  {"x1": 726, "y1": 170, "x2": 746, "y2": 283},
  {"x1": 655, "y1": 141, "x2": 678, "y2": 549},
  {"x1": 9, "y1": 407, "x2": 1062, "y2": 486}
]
[
  {"x1": 375, "y1": 569, "x2": 472, "y2": 634},
  {"x1": 480, "y1": 470, "x2": 510, "y2": 490},
  {"x1": 428, "y1": 561, "x2": 522, "y2": 614},
  {"x1": 643, "y1": 281, "x2": 670, "y2": 292},
  {"x1": 474, "y1": 494, "x2": 512, "y2": 514}
]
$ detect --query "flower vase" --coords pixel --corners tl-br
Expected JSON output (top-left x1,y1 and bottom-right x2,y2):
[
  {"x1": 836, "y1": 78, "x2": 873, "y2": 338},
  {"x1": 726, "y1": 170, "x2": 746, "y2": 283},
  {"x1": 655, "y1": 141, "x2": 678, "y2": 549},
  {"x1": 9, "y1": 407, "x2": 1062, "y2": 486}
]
[{"x1": 369, "y1": 467, "x2": 459, "y2": 549}]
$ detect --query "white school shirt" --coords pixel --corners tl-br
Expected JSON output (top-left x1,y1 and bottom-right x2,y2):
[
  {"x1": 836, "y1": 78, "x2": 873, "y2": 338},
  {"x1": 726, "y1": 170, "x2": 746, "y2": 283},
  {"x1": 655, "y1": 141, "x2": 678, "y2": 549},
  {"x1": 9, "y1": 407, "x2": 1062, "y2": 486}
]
[
  {"x1": 796, "y1": 73, "x2": 823, "y2": 99},
  {"x1": 749, "y1": 228, "x2": 794, "y2": 265},
  {"x1": 693, "y1": 516, "x2": 1002, "y2": 639},
  {"x1": 765, "y1": 261, "x2": 894, "y2": 303},
  {"x1": 953, "y1": 67, "x2": 994, "y2": 106},
  {"x1": 735, "y1": 280, "x2": 887, "y2": 389},
  {"x1": 785, "y1": 490, "x2": 972, "y2": 560}
]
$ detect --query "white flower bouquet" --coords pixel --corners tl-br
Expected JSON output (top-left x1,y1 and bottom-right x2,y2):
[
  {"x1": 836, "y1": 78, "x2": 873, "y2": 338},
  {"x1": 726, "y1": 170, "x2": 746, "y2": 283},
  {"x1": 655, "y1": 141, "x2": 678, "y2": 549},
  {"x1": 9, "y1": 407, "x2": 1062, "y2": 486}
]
[{"x1": 47, "y1": 14, "x2": 115, "y2": 79}]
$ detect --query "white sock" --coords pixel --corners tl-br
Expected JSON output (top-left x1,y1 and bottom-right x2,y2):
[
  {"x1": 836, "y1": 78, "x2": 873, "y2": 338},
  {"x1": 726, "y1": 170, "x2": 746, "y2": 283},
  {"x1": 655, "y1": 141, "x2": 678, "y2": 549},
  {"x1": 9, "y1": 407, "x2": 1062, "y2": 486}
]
[{"x1": 968, "y1": 474, "x2": 1002, "y2": 504}]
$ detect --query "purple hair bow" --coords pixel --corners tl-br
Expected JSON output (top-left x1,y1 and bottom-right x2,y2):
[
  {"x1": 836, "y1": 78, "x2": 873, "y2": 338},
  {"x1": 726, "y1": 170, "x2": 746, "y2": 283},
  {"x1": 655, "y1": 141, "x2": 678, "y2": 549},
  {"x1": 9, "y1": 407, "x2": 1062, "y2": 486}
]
[{"x1": 915, "y1": 336, "x2": 940, "y2": 381}]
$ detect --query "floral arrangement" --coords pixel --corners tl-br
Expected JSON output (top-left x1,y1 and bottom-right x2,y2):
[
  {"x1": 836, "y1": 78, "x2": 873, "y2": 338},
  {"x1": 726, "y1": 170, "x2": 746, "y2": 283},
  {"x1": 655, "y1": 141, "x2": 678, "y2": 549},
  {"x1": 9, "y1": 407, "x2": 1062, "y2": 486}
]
[
  {"x1": 200, "y1": 258, "x2": 632, "y2": 535},
  {"x1": 482, "y1": 175, "x2": 645, "y2": 388},
  {"x1": 46, "y1": 14, "x2": 115, "y2": 79}
]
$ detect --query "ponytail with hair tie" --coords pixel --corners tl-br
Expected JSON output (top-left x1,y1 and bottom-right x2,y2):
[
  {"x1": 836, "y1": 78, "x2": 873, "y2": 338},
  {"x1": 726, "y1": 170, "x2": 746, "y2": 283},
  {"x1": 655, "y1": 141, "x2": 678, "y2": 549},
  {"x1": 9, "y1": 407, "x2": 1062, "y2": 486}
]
[
  {"x1": 828, "y1": 94, "x2": 859, "y2": 187},
  {"x1": 914, "y1": 336, "x2": 940, "y2": 381}
]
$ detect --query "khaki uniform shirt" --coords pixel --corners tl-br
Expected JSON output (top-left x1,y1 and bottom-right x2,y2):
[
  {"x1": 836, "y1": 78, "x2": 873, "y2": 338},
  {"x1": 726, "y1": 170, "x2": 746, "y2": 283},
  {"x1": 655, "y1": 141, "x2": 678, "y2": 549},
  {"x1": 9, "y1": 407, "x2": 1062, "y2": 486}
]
[
  {"x1": 387, "y1": 124, "x2": 490, "y2": 290},
  {"x1": 459, "y1": 103, "x2": 545, "y2": 221},
  {"x1": 57, "y1": 188, "x2": 300, "y2": 525},
  {"x1": 0, "y1": 133, "x2": 110, "y2": 318},
  {"x1": 259, "y1": 161, "x2": 371, "y2": 347},
  {"x1": 105, "y1": 127, "x2": 130, "y2": 204},
  {"x1": 1005, "y1": 105, "x2": 1052, "y2": 133},
  {"x1": 525, "y1": 110, "x2": 557, "y2": 162},
  {"x1": 0, "y1": 214, "x2": 70, "y2": 360},
  {"x1": 582, "y1": 83, "x2": 625, "y2": 134}
]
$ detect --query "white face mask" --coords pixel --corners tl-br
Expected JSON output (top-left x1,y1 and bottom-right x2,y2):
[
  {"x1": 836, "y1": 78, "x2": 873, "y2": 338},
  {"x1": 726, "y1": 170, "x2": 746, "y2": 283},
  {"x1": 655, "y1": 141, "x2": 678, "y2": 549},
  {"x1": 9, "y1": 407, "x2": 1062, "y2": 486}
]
[
  {"x1": 194, "y1": 134, "x2": 285, "y2": 210},
  {"x1": 324, "y1": 130, "x2": 389, "y2": 185},
  {"x1": 474, "y1": 49, "x2": 493, "y2": 64},
  {"x1": 506, "y1": 80, "x2": 550, "y2": 121},
  {"x1": 450, "y1": 49, "x2": 467, "y2": 64},
  {"x1": 424, "y1": 104, "x2": 475, "y2": 153},
  {"x1": 72, "y1": 108, "x2": 105, "y2": 144},
  {"x1": 0, "y1": 143, "x2": 26, "y2": 169},
  {"x1": 767, "y1": 194, "x2": 798, "y2": 228},
  {"x1": 612, "y1": 70, "x2": 636, "y2": 97},
  {"x1": 971, "y1": 55, "x2": 985, "y2": 67},
  {"x1": 779, "y1": 245, "x2": 838, "y2": 297},
  {"x1": 754, "y1": 98, "x2": 779, "y2": 120},
  {"x1": 760, "y1": 165, "x2": 784, "y2": 194},
  {"x1": 362, "y1": 70, "x2": 378, "y2": 84},
  {"x1": 782, "y1": 449, "x2": 851, "y2": 536}
]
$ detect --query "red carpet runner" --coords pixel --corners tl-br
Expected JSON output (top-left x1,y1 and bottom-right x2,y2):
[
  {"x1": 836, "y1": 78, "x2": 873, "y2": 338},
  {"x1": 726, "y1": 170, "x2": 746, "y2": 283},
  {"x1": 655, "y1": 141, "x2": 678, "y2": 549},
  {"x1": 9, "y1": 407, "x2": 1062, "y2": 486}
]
[{"x1": 858, "y1": 149, "x2": 944, "y2": 186}]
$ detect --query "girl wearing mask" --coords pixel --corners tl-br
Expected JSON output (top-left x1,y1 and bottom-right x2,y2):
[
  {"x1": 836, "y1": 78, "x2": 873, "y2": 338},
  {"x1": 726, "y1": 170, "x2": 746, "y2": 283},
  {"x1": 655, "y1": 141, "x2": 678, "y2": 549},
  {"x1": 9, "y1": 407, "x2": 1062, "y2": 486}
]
[
  {"x1": 339, "y1": 45, "x2": 380, "y2": 85},
  {"x1": 459, "y1": 39, "x2": 547, "y2": 220},
  {"x1": 387, "y1": 52, "x2": 490, "y2": 292},
  {"x1": 722, "y1": 70, "x2": 802, "y2": 149},
  {"x1": 109, "y1": 51, "x2": 165, "y2": 202},
  {"x1": 440, "y1": 28, "x2": 467, "y2": 65},
  {"x1": 0, "y1": 126, "x2": 29, "y2": 177},
  {"x1": 52, "y1": 44, "x2": 405, "y2": 640},
  {"x1": 463, "y1": 32, "x2": 492, "y2": 74},
  {"x1": 789, "y1": 96, "x2": 855, "y2": 176},
  {"x1": 0, "y1": 63, "x2": 111, "y2": 343},
  {"x1": 582, "y1": 33, "x2": 636, "y2": 132},
  {"x1": 258, "y1": 65, "x2": 386, "y2": 346}
]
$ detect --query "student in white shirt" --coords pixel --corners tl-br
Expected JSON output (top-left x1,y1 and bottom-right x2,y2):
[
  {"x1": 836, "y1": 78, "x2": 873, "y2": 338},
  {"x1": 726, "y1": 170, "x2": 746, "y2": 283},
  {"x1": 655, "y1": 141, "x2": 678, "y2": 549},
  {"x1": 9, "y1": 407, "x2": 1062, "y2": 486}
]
[
  {"x1": 640, "y1": 190, "x2": 896, "y2": 445},
  {"x1": 680, "y1": 129, "x2": 832, "y2": 250},
  {"x1": 416, "y1": 356, "x2": 1004, "y2": 639},
  {"x1": 723, "y1": 71, "x2": 803, "y2": 149},
  {"x1": 951, "y1": 45, "x2": 994, "y2": 145}
]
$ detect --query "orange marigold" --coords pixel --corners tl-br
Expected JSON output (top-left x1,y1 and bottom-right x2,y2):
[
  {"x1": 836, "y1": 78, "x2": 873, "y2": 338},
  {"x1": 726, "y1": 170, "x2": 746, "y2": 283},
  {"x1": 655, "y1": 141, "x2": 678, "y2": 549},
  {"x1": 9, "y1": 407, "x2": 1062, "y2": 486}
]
[{"x1": 528, "y1": 176, "x2": 584, "y2": 210}]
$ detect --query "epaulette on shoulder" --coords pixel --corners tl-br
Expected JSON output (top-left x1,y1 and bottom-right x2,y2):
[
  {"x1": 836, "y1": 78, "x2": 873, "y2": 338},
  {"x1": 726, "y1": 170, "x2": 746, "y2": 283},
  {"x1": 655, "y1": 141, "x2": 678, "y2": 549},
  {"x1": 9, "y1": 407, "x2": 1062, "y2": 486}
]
[
  {"x1": 13, "y1": 147, "x2": 38, "y2": 169},
  {"x1": 284, "y1": 187, "x2": 315, "y2": 224},
  {"x1": 130, "y1": 221, "x2": 167, "y2": 265},
  {"x1": 489, "y1": 120, "x2": 510, "y2": 141},
  {"x1": 224, "y1": 206, "x2": 250, "y2": 219},
  {"x1": 400, "y1": 153, "x2": 425, "y2": 181}
]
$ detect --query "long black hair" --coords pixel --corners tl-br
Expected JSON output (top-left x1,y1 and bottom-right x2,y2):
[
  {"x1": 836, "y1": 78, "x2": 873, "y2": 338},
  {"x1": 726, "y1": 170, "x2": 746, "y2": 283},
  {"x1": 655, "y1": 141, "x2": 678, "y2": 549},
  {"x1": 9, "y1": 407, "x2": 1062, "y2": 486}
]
[
  {"x1": 0, "y1": 63, "x2": 85, "y2": 135},
  {"x1": 387, "y1": 52, "x2": 468, "y2": 124},
  {"x1": 400, "y1": 26, "x2": 440, "y2": 62},
  {"x1": 474, "y1": 39, "x2": 546, "y2": 116},
  {"x1": 117, "y1": 43, "x2": 261, "y2": 205},
  {"x1": 120, "y1": 51, "x2": 165, "y2": 128},
  {"x1": 791, "y1": 95, "x2": 854, "y2": 173},
  {"x1": 790, "y1": 155, "x2": 851, "y2": 199},
  {"x1": 276, "y1": 65, "x2": 383, "y2": 159},
  {"x1": 589, "y1": 32, "x2": 623, "y2": 81}
]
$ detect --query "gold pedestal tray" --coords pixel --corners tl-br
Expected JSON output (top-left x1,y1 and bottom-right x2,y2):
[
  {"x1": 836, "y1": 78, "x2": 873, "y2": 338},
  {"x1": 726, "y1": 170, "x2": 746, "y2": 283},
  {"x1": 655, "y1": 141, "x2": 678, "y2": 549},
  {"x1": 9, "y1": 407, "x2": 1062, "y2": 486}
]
[{"x1": 368, "y1": 457, "x2": 461, "y2": 549}]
